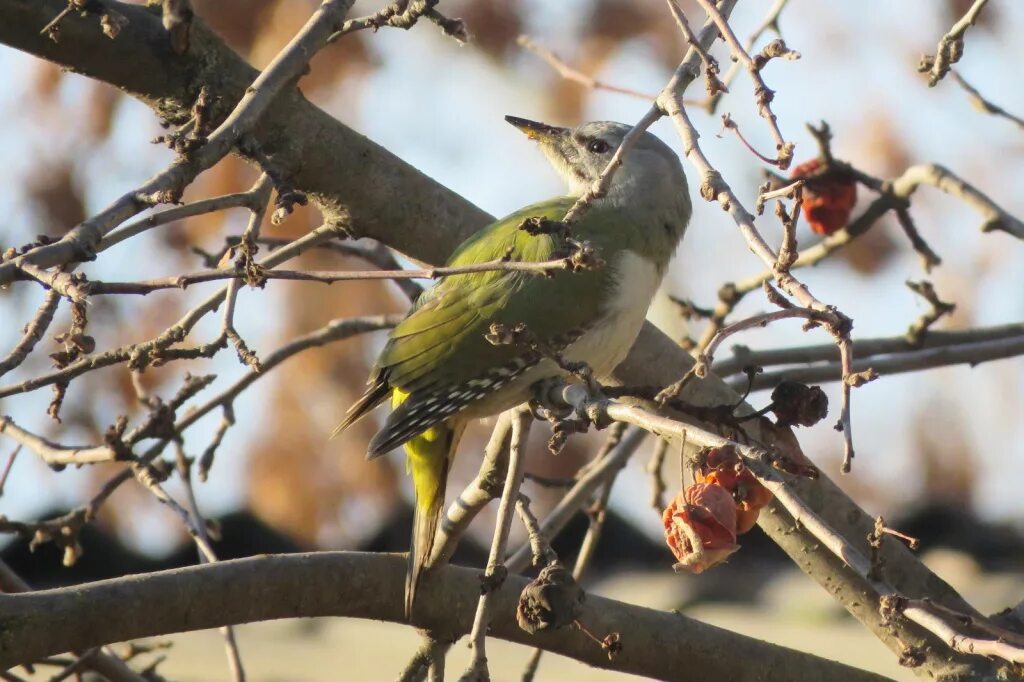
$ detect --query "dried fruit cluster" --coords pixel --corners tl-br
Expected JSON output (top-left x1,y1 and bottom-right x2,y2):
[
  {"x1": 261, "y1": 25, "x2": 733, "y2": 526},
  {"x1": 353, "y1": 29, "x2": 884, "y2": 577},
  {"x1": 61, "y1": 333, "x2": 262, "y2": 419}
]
[{"x1": 662, "y1": 446, "x2": 773, "y2": 573}]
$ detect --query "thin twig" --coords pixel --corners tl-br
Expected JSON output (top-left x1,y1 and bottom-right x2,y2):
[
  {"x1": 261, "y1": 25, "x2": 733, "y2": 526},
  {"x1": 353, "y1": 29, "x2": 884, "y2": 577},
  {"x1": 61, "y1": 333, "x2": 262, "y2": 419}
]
[
  {"x1": 428, "y1": 413, "x2": 514, "y2": 568},
  {"x1": 81, "y1": 254, "x2": 593, "y2": 296},
  {"x1": 396, "y1": 635, "x2": 453, "y2": 682},
  {"x1": 460, "y1": 408, "x2": 532, "y2": 681},
  {"x1": 918, "y1": 0, "x2": 990, "y2": 86},
  {"x1": 0, "y1": 445, "x2": 20, "y2": 497},
  {"x1": 905, "y1": 280, "x2": 956, "y2": 346},
  {"x1": 691, "y1": 0, "x2": 795, "y2": 168},
  {"x1": 328, "y1": 1, "x2": 466, "y2": 44},
  {"x1": 950, "y1": 70, "x2": 1024, "y2": 130},
  {"x1": 0, "y1": 290, "x2": 60, "y2": 379},
  {"x1": 505, "y1": 428, "x2": 648, "y2": 574},
  {"x1": 696, "y1": 307, "x2": 829, "y2": 377},
  {"x1": 646, "y1": 438, "x2": 670, "y2": 511},
  {"x1": 47, "y1": 648, "x2": 99, "y2": 682},
  {"x1": 701, "y1": 0, "x2": 791, "y2": 114},
  {"x1": 173, "y1": 446, "x2": 247, "y2": 682},
  {"x1": 98, "y1": 190, "x2": 258, "y2": 252},
  {"x1": 517, "y1": 35, "x2": 655, "y2": 101},
  {"x1": 515, "y1": 494, "x2": 558, "y2": 568}
]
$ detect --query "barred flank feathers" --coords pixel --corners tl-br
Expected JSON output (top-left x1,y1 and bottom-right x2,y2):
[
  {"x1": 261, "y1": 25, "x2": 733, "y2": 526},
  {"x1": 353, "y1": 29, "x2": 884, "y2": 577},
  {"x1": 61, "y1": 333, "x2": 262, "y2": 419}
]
[{"x1": 366, "y1": 356, "x2": 541, "y2": 458}]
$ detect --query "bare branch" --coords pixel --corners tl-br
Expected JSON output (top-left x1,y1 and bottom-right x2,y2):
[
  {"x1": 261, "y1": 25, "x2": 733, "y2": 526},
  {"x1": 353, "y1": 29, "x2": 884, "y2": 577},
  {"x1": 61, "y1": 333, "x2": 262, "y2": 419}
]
[
  {"x1": 0, "y1": 560, "x2": 146, "y2": 682},
  {"x1": 905, "y1": 280, "x2": 956, "y2": 346},
  {"x1": 734, "y1": 331, "x2": 1024, "y2": 392},
  {"x1": 132, "y1": 457, "x2": 247, "y2": 679},
  {"x1": 505, "y1": 429, "x2": 648, "y2": 574},
  {"x1": 701, "y1": 0, "x2": 791, "y2": 114},
  {"x1": 99, "y1": 189, "x2": 259, "y2": 252},
  {"x1": 81, "y1": 252, "x2": 598, "y2": 296},
  {"x1": 0, "y1": 290, "x2": 60, "y2": 378},
  {"x1": 0, "y1": 553, "x2": 890, "y2": 681},
  {"x1": 950, "y1": 70, "x2": 1024, "y2": 130},
  {"x1": 918, "y1": 0, "x2": 989, "y2": 86},
  {"x1": 461, "y1": 408, "x2": 531, "y2": 681},
  {"x1": 713, "y1": 322, "x2": 1024, "y2": 378},
  {"x1": 696, "y1": 307, "x2": 831, "y2": 378},
  {"x1": 516, "y1": 35, "x2": 655, "y2": 101},
  {"x1": 692, "y1": 0, "x2": 796, "y2": 168},
  {"x1": 329, "y1": 0, "x2": 467, "y2": 44},
  {"x1": 429, "y1": 414, "x2": 513, "y2": 568}
]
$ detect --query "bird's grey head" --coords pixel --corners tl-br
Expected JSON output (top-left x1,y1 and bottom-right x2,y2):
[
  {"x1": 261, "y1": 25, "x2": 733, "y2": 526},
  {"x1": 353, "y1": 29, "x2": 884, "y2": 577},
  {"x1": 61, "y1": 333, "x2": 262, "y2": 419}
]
[{"x1": 505, "y1": 116, "x2": 688, "y2": 205}]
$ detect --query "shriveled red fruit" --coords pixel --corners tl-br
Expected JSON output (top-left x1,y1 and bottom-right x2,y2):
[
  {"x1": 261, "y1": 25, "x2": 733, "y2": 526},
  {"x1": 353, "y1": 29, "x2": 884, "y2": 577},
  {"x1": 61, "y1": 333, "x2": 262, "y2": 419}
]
[
  {"x1": 791, "y1": 158, "x2": 857, "y2": 236},
  {"x1": 662, "y1": 483, "x2": 739, "y2": 574},
  {"x1": 695, "y1": 446, "x2": 774, "y2": 535}
]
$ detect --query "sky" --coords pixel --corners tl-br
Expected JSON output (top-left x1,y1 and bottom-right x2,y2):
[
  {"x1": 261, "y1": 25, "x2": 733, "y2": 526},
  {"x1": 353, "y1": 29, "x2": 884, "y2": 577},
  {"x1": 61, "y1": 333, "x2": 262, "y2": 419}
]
[{"x1": 0, "y1": 0, "x2": 1022, "y2": 556}]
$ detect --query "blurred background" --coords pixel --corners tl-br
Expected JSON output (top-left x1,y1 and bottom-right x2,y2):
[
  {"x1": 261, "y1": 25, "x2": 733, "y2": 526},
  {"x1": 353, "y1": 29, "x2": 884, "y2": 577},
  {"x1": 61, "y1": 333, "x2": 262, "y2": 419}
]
[{"x1": 0, "y1": 1, "x2": 1022, "y2": 679}]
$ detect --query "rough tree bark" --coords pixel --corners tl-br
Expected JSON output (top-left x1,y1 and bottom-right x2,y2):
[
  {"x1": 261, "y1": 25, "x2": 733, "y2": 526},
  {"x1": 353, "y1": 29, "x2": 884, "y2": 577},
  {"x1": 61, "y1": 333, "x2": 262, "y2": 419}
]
[{"x1": 0, "y1": 552, "x2": 890, "y2": 682}]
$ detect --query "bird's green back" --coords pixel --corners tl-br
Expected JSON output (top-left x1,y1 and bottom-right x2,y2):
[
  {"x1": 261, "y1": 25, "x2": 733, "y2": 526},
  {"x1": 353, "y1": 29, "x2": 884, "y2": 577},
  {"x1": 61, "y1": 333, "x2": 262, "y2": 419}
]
[{"x1": 379, "y1": 197, "x2": 615, "y2": 392}]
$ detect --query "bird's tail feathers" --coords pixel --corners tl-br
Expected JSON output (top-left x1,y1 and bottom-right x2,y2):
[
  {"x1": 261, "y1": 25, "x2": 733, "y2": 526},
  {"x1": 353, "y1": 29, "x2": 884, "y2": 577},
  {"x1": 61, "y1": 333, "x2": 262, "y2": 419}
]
[
  {"x1": 404, "y1": 417, "x2": 465, "y2": 621},
  {"x1": 330, "y1": 379, "x2": 390, "y2": 440}
]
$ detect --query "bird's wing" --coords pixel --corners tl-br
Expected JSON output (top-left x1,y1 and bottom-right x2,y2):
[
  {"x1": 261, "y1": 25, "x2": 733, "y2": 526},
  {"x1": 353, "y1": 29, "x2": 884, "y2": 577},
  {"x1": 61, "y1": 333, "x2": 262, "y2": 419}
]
[{"x1": 351, "y1": 197, "x2": 615, "y2": 452}]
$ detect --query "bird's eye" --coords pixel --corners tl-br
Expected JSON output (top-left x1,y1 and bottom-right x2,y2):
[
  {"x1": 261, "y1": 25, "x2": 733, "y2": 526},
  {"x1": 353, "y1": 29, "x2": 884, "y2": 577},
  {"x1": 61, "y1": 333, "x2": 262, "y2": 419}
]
[{"x1": 587, "y1": 139, "x2": 610, "y2": 154}]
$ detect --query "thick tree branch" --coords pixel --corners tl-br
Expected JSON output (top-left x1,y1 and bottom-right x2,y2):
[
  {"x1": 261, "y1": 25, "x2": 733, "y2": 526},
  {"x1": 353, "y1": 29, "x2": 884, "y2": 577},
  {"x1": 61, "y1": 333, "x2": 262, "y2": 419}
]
[
  {"x1": 0, "y1": 560, "x2": 145, "y2": 682},
  {"x1": 0, "y1": 552, "x2": 890, "y2": 682}
]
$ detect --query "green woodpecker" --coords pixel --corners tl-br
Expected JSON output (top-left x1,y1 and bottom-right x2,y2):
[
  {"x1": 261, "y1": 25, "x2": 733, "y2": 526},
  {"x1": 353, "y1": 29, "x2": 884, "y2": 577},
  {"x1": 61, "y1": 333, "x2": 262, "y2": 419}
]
[{"x1": 335, "y1": 116, "x2": 692, "y2": 618}]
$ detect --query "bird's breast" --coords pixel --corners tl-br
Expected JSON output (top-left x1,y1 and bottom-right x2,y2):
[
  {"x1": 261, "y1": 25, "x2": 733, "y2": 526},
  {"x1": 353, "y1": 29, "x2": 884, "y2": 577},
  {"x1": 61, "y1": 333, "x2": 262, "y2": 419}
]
[{"x1": 565, "y1": 250, "x2": 662, "y2": 379}]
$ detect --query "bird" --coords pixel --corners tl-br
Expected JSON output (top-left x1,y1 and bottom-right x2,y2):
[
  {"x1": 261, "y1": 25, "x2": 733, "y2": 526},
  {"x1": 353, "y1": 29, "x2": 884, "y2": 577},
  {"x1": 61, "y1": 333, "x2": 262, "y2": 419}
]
[{"x1": 334, "y1": 115, "x2": 692, "y2": 619}]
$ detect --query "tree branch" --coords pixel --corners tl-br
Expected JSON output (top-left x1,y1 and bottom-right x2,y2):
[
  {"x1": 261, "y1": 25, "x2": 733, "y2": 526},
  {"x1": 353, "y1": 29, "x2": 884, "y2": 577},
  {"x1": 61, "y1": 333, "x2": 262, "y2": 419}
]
[
  {"x1": 950, "y1": 70, "x2": 1024, "y2": 130},
  {"x1": 732, "y1": 331, "x2": 1024, "y2": 392},
  {"x1": 918, "y1": 0, "x2": 989, "y2": 86},
  {"x1": 0, "y1": 552, "x2": 890, "y2": 682},
  {"x1": 713, "y1": 322, "x2": 1024, "y2": 378}
]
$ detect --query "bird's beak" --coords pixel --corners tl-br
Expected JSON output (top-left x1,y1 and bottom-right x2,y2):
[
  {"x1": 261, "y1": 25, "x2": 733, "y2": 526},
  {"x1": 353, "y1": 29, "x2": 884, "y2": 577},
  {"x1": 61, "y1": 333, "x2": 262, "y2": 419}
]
[{"x1": 504, "y1": 115, "x2": 569, "y2": 143}]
